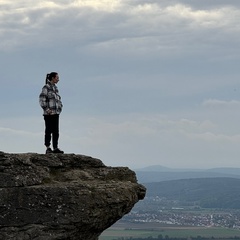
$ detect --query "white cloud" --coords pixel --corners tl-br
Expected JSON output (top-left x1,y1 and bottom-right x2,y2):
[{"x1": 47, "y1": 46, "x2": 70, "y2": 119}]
[
  {"x1": 72, "y1": 0, "x2": 123, "y2": 11},
  {"x1": 1, "y1": 0, "x2": 240, "y2": 55}
]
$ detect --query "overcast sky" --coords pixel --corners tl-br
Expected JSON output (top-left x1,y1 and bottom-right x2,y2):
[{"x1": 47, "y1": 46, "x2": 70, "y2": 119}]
[{"x1": 1, "y1": 0, "x2": 240, "y2": 169}]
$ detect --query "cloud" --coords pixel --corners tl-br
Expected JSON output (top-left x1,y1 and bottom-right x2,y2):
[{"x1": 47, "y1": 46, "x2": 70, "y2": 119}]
[
  {"x1": 0, "y1": 109, "x2": 240, "y2": 168},
  {"x1": 1, "y1": 0, "x2": 240, "y2": 56},
  {"x1": 203, "y1": 99, "x2": 240, "y2": 107},
  {"x1": 0, "y1": 127, "x2": 28, "y2": 134},
  {"x1": 65, "y1": 114, "x2": 240, "y2": 168},
  {"x1": 0, "y1": 126, "x2": 42, "y2": 153}
]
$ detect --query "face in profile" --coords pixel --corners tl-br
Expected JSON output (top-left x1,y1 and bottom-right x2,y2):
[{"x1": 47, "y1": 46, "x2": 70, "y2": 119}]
[{"x1": 52, "y1": 74, "x2": 59, "y2": 84}]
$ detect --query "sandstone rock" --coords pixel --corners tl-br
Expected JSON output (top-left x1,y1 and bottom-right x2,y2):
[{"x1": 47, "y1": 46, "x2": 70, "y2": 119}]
[{"x1": 0, "y1": 152, "x2": 146, "y2": 240}]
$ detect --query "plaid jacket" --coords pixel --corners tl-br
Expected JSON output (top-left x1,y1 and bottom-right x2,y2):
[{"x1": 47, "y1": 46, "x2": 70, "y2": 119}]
[{"x1": 39, "y1": 81, "x2": 63, "y2": 115}]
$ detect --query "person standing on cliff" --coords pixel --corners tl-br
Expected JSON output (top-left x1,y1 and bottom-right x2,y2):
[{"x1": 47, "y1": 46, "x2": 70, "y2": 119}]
[{"x1": 39, "y1": 72, "x2": 64, "y2": 154}]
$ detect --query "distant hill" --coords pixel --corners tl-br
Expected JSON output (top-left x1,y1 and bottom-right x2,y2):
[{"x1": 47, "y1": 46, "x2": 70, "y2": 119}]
[
  {"x1": 135, "y1": 165, "x2": 174, "y2": 172},
  {"x1": 205, "y1": 167, "x2": 240, "y2": 175},
  {"x1": 135, "y1": 165, "x2": 240, "y2": 183},
  {"x1": 144, "y1": 177, "x2": 240, "y2": 209}
]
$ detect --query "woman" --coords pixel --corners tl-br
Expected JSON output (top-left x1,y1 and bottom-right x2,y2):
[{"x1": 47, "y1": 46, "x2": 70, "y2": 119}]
[{"x1": 39, "y1": 72, "x2": 64, "y2": 154}]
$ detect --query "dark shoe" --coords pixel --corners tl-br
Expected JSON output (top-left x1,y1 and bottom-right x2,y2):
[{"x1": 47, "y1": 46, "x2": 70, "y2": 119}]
[
  {"x1": 53, "y1": 148, "x2": 64, "y2": 154},
  {"x1": 46, "y1": 147, "x2": 53, "y2": 154}
]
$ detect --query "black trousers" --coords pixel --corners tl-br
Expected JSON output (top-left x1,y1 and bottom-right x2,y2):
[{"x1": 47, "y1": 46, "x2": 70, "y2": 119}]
[{"x1": 44, "y1": 114, "x2": 59, "y2": 149}]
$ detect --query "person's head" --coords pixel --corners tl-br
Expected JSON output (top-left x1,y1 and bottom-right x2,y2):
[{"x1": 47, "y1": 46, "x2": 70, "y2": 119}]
[{"x1": 45, "y1": 72, "x2": 59, "y2": 84}]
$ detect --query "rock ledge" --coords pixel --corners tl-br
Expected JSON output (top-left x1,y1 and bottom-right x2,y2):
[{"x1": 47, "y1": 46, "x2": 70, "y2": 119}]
[{"x1": 0, "y1": 152, "x2": 146, "y2": 240}]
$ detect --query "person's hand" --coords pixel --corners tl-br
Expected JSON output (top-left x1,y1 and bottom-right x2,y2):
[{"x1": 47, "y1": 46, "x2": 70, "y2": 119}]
[{"x1": 46, "y1": 109, "x2": 52, "y2": 115}]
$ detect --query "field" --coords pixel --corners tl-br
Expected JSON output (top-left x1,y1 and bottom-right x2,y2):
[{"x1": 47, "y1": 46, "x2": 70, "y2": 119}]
[{"x1": 99, "y1": 222, "x2": 240, "y2": 240}]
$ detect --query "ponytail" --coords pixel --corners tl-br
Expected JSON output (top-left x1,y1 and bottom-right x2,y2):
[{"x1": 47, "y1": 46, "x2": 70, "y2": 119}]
[{"x1": 45, "y1": 74, "x2": 50, "y2": 84}]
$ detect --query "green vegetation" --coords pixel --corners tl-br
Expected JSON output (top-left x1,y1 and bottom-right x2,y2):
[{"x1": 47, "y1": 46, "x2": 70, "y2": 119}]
[
  {"x1": 99, "y1": 223, "x2": 240, "y2": 240},
  {"x1": 102, "y1": 237, "x2": 240, "y2": 240},
  {"x1": 144, "y1": 178, "x2": 240, "y2": 209},
  {"x1": 100, "y1": 178, "x2": 240, "y2": 240}
]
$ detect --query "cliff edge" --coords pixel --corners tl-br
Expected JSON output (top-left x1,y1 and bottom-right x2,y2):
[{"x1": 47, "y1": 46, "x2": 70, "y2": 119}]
[{"x1": 0, "y1": 152, "x2": 146, "y2": 240}]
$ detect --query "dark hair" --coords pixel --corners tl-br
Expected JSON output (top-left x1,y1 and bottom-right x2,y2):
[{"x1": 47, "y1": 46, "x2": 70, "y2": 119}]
[{"x1": 45, "y1": 72, "x2": 58, "y2": 84}]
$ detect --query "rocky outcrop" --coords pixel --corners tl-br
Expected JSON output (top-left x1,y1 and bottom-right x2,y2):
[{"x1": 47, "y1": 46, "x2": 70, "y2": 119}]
[{"x1": 0, "y1": 152, "x2": 146, "y2": 240}]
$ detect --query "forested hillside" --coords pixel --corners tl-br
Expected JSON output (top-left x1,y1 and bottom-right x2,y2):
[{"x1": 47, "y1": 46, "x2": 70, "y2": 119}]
[
  {"x1": 144, "y1": 177, "x2": 240, "y2": 209},
  {"x1": 135, "y1": 169, "x2": 240, "y2": 183}
]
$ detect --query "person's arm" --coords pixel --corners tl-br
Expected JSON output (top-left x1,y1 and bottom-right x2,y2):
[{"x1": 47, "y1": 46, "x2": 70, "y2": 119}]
[{"x1": 39, "y1": 87, "x2": 49, "y2": 112}]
